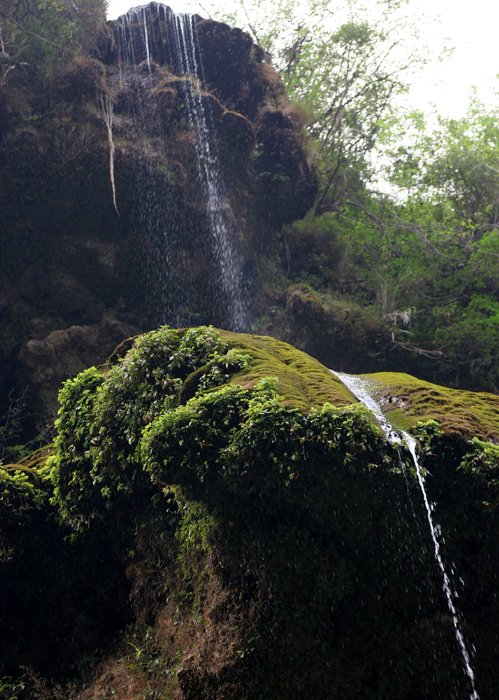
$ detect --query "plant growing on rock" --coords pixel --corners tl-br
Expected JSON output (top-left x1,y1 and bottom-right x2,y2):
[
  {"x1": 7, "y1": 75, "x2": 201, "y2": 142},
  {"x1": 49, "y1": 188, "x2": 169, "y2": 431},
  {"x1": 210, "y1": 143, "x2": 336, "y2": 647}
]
[{"x1": 2, "y1": 326, "x2": 498, "y2": 697}]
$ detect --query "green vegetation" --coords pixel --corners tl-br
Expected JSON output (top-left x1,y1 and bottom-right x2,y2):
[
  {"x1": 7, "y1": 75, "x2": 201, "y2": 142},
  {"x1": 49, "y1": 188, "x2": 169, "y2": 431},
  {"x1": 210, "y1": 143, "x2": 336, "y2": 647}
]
[
  {"x1": 0, "y1": 453, "x2": 130, "y2": 685},
  {"x1": 364, "y1": 372, "x2": 499, "y2": 440},
  {"x1": 45, "y1": 327, "x2": 498, "y2": 539},
  {"x1": 460, "y1": 439, "x2": 499, "y2": 511},
  {"x1": 208, "y1": 0, "x2": 420, "y2": 214},
  {"x1": 0, "y1": 1, "x2": 498, "y2": 693},
  {"x1": 0, "y1": 0, "x2": 106, "y2": 85},
  {"x1": 206, "y1": 0, "x2": 497, "y2": 393},
  {"x1": 48, "y1": 326, "x2": 378, "y2": 526},
  {"x1": 1, "y1": 326, "x2": 498, "y2": 697},
  {"x1": 260, "y1": 94, "x2": 499, "y2": 392}
]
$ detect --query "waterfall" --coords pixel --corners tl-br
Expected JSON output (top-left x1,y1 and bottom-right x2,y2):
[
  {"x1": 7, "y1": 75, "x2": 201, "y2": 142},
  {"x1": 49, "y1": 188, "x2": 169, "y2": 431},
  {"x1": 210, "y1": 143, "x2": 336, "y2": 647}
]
[
  {"x1": 334, "y1": 371, "x2": 480, "y2": 700},
  {"x1": 168, "y1": 10, "x2": 248, "y2": 331},
  {"x1": 113, "y1": 7, "x2": 188, "y2": 326},
  {"x1": 142, "y1": 6, "x2": 152, "y2": 72},
  {"x1": 112, "y1": 4, "x2": 248, "y2": 331}
]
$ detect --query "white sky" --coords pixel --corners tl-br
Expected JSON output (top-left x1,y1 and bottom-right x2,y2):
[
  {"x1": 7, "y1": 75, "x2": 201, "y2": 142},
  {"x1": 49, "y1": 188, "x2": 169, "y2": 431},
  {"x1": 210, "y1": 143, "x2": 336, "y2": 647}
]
[{"x1": 106, "y1": 0, "x2": 499, "y2": 119}]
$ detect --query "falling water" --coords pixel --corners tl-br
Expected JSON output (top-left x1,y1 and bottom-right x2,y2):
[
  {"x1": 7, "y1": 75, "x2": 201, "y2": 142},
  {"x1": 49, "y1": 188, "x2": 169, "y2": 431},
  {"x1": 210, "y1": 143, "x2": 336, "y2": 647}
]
[
  {"x1": 142, "y1": 6, "x2": 152, "y2": 71},
  {"x1": 333, "y1": 372, "x2": 402, "y2": 444},
  {"x1": 114, "y1": 7, "x2": 183, "y2": 325},
  {"x1": 112, "y1": 4, "x2": 248, "y2": 331},
  {"x1": 169, "y1": 11, "x2": 248, "y2": 331},
  {"x1": 333, "y1": 371, "x2": 480, "y2": 700}
]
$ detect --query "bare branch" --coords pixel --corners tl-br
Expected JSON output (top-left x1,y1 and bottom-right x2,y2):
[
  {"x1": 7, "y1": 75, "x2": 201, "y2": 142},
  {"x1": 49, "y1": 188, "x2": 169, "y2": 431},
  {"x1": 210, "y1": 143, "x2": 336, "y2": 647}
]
[{"x1": 99, "y1": 92, "x2": 119, "y2": 216}]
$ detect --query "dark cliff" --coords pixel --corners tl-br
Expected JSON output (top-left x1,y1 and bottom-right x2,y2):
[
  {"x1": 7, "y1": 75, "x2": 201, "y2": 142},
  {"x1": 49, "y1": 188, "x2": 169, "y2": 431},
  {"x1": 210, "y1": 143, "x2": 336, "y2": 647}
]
[{"x1": 0, "y1": 2, "x2": 317, "y2": 435}]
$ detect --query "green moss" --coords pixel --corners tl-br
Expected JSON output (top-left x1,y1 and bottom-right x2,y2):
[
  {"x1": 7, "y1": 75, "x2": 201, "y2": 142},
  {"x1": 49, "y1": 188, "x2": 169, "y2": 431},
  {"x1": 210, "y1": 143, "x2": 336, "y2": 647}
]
[
  {"x1": 174, "y1": 488, "x2": 217, "y2": 611},
  {"x1": 459, "y1": 438, "x2": 499, "y2": 511},
  {"x1": 7, "y1": 326, "x2": 499, "y2": 697},
  {"x1": 49, "y1": 328, "x2": 498, "y2": 532},
  {"x1": 219, "y1": 330, "x2": 353, "y2": 411},
  {"x1": 363, "y1": 371, "x2": 499, "y2": 441}
]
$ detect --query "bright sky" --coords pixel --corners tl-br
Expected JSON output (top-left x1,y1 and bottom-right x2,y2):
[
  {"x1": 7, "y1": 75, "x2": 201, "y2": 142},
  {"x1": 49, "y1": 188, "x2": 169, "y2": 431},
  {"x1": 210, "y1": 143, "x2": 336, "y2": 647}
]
[{"x1": 106, "y1": 0, "x2": 499, "y2": 118}]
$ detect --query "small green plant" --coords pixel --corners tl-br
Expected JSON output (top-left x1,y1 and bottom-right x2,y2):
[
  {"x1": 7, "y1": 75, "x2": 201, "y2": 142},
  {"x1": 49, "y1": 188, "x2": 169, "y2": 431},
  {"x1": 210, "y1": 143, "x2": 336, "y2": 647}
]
[
  {"x1": 156, "y1": 163, "x2": 176, "y2": 186},
  {"x1": 0, "y1": 674, "x2": 28, "y2": 699}
]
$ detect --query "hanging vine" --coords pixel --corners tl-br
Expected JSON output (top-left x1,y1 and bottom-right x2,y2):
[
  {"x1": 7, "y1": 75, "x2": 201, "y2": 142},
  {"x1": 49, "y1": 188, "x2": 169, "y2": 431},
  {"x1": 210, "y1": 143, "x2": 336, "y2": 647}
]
[{"x1": 99, "y1": 91, "x2": 119, "y2": 215}]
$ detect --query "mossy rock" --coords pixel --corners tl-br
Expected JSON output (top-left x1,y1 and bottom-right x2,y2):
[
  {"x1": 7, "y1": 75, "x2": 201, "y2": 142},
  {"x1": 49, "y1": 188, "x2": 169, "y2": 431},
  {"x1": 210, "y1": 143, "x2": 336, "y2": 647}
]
[
  {"x1": 4, "y1": 326, "x2": 499, "y2": 697},
  {"x1": 242, "y1": 319, "x2": 498, "y2": 443},
  {"x1": 49, "y1": 326, "x2": 362, "y2": 527},
  {"x1": 363, "y1": 371, "x2": 499, "y2": 441},
  {"x1": 219, "y1": 329, "x2": 353, "y2": 411},
  {"x1": 52, "y1": 56, "x2": 108, "y2": 101}
]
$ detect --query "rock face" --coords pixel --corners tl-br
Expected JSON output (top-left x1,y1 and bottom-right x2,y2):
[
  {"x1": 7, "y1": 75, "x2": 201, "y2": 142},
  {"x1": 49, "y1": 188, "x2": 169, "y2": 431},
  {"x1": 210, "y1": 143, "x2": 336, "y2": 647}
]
[
  {"x1": 1, "y1": 328, "x2": 497, "y2": 699},
  {"x1": 0, "y1": 3, "x2": 317, "y2": 434},
  {"x1": 18, "y1": 317, "x2": 136, "y2": 430}
]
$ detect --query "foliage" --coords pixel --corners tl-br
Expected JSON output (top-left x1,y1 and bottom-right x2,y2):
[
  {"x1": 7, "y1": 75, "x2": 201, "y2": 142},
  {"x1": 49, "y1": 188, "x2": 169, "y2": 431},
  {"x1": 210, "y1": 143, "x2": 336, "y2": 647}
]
[
  {"x1": 0, "y1": 0, "x2": 106, "y2": 84},
  {"x1": 206, "y1": 0, "x2": 422, "y2": 213},
  {"x1": 432, "y1": 294, "x2": 499, "y2": 389},
  {"x1": 0, "y1": 463, "x2": 49, "y2": 566},
  {"x1": 388, "y1": 95, "x2": 499, "y2": 233},
  {"x1": 49, "y1": 326, "x2": 376, "y2": 528},
  {"x1": 265, "y1": 93, "x2": 499, "y2": 391},
  {"x1": 174, "y1": 489, "x2": 217, "y2": 610},
  {"x1": 50, "y1": 327, "x2": 232, "y2": 528},
  {"x1": 48, "y1": 366, "x2": 105, "y2": 529},
  {"x1": 46, "y1": 325, "x2": 499, "y2": 697},
  {"x1": 459, "y1": 438, "x2": 499, "y2": 511},
  {"x1": 0, "y1": 455, "x2": 130, "y2": 682},
  {"x1": 3, "y1": 325, "x2": 499, "y2": 696},
  {"x1": 375, "y1": 98, "x2": 498, "y2": 388},
  {"x1": 221, "y1": 0, "x2": 497, "y2": 392}
]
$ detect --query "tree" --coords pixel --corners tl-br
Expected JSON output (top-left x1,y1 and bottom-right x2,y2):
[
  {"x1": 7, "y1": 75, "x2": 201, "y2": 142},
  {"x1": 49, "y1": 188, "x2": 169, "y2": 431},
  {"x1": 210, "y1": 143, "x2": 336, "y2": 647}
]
[
  {"x1": 321, "y1": 93, "x2": 499, "y2": 388},
  {"x1": 203, "y1": 0, "x2": 424, "y2": 214},
  {"x1": 0, "y1": 0, "x2": 106, "y2": 85},
  {"x1": 388, "y1": 93, "x2": 499, "y2": 234}
]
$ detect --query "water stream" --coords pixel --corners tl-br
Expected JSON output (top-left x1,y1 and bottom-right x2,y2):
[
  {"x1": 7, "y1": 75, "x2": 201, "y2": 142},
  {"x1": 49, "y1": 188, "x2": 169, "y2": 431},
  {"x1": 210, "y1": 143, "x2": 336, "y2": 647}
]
[
  {"x1": 142, "y1": 6, "x2": 152, "y2": 72},
  {"x1": 333, "y1": 371, "x2": 480, "y2": 700},
  {"x1": 113, "y1": 5, "x2": 248, "y2": 331},
  {"x1": 168, "y1": 10, "x2": 248, "y2": 330}
]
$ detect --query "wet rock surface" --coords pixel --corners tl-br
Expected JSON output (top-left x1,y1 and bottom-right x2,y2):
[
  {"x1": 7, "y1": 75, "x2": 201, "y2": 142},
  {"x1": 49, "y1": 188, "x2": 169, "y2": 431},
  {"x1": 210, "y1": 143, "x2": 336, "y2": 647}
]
[{"x1": 0, "y1": 3, "x2": 317, "y2": 431}]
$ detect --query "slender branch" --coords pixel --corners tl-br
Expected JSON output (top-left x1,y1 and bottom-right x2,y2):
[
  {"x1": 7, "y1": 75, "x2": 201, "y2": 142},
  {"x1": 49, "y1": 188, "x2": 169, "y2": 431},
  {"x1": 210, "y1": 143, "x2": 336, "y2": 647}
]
[
  {"x1": 314, "y1": 156, "x2": 343, "y2": 216},
  {"x1": 10, "y1": 18, "x2": 71, "y2": 52},
  {"x1": 240, "y1": 0, "x2": 263, "y2": 46},
  {"x1": 99, "y1": 92, "x2": 119, "y2": 216},
  {"x1": 390, "y1": 340, "x2": 444, "y2": 359}
]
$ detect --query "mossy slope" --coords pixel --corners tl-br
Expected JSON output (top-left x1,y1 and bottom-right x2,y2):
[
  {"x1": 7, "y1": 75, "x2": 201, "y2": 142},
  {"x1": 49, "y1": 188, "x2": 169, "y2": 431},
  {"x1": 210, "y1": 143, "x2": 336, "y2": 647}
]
[
  {"x1": 221, "y1": 331, "x2": 499, "y2": 443},
  {"x1": 363, "y1": 371, "x2": 499, "y2": 441},
  {"x1": 2, "y1": 327, "x2": 498, "y2": 699},
  {"x1": 219, "y1": 329, "x2": 353, "y2": 410},
  {"x1": 221, "y1": 331, "x2": 498, "y2": 441}
]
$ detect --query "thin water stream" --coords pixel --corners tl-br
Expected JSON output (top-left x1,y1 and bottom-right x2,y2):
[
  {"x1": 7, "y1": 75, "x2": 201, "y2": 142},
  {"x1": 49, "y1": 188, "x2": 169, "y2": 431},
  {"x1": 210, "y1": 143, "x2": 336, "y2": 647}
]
[
  {"x1": 169, "y1": 10, "x2": 248, "y2": 330},
  {"x1": 113, "y1": 5, "x2": 248, "y2": 331},
  {"x1": 333, "y1": 371, "x2": 480, "y2": 700}
]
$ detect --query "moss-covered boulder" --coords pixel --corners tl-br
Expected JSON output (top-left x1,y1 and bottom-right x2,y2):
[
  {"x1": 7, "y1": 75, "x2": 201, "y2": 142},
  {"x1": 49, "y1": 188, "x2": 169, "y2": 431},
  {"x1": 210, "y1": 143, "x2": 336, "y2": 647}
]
[
  {"x1": 364, "y1": 371, "x2": 499, "y2": 442},
  {"x1": 1, "y1": 327, "x2": 498, "y2": 698},
  {"x1": 0, "y1": 455, "x2": 130, "y2": 683}
]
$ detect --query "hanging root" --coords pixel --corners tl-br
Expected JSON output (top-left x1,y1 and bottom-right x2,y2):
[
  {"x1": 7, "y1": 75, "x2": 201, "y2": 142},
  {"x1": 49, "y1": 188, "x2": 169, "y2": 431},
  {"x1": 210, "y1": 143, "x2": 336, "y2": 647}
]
[{"x1": 99, "y1": 92, "x2": 119, "y2": 215}]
